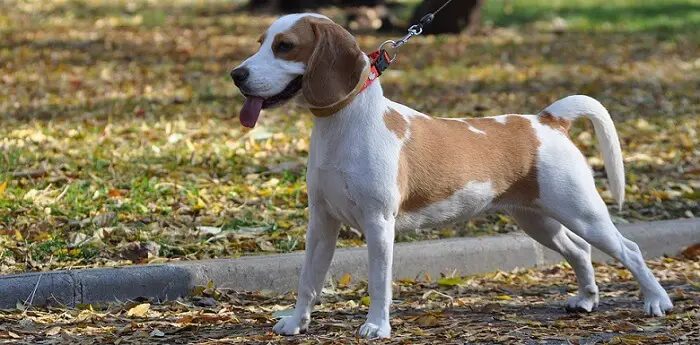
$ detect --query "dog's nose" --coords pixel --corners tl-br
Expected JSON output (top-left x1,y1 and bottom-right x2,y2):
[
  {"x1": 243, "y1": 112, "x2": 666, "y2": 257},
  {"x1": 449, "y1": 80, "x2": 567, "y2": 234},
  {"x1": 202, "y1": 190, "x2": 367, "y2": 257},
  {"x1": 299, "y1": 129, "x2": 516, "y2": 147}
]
[{"x1": 231, "y1": 68, "x2": 249, "y2": 86}]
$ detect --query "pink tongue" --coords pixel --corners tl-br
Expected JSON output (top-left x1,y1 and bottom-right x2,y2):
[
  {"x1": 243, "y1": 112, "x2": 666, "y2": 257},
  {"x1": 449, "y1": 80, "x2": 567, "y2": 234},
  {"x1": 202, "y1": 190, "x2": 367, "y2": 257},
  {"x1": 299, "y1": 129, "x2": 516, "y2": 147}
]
[{"x1": 239, "y1": 96, "x2": 264, "y2": 128}]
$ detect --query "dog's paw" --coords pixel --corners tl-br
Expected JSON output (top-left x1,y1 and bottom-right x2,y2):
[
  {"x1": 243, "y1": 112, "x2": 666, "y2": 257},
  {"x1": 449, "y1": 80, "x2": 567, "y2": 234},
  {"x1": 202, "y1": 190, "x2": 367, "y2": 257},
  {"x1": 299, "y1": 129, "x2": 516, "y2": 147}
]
[
  {"x1": 565, "y1": 295, "x2": 599, "y2": 313},
  {"x1": 644, "y1": 293, "x2": 673, "y2": 317},
  {"x1": 565, "y1": 285, "x2": 599, "y2": 313},
  {"x1": 273, "y1": 316, "x2": 309, "y2": 336},
  {"x1": 358, "y1": 321, "x2": 391, "y2": 339}
]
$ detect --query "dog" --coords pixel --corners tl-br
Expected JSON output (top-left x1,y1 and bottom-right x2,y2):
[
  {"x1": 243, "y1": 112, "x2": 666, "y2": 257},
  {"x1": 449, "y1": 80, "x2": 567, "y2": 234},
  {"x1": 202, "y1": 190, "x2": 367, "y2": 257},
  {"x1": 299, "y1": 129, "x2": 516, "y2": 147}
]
[{"x1": 231, "y1": 13, "x2": 673, "y2": 338}]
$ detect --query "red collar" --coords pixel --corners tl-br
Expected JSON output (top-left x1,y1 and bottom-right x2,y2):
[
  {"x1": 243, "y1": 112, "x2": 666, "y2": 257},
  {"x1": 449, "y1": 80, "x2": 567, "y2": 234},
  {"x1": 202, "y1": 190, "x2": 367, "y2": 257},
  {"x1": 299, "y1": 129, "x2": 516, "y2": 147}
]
[{"x1": 359, "y1": 50, "x2": 393, "y2": 93}]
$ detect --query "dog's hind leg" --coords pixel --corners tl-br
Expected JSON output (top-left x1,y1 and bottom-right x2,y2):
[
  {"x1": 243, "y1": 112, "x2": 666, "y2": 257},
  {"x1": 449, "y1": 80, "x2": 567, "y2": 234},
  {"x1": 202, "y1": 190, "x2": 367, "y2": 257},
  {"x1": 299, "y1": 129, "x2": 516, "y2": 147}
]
[
  {"x1": 509, "y1": 209, "x2": 599, "y2": 312},
  {"x1": 536, "y1": 155, "x2": 673, "y2": 316},
  {"x1": 553, "y1": 209, "x2": 672, "y2": 316},
  {"x1": 273, "y1": 207, "x2": 341, "y2": 335}
]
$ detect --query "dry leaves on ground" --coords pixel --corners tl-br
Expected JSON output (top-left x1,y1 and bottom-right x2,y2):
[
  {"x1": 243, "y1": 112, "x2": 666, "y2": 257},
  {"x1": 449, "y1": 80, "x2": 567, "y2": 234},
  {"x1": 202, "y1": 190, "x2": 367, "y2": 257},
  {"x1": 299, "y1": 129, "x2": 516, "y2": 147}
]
[{"x1": 0, "y1": 256, "x2": 698, "y2": 344}]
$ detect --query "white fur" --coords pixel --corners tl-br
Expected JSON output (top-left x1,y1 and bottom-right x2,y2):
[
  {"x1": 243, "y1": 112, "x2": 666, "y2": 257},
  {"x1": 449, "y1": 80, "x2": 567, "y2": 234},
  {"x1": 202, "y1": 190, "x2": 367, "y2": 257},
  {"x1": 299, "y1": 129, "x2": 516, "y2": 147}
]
[
  {"x1": 440, "y1": 118, "x2": 486, "y2": 135},
  {"x1": 491, "y1": 115, "x2": 509, "y2": 124},
  {"x1": 468, "y1": 125, "x2": 486, "y2": 135},
  {"x1": 247, "y1": 15, "x2": 673, "y2": 340},
  {"x1": 395, "y1": 180, "x2": 495, "y2": 231},
  {"x1": 541, "y1": 95, "x2": 625, "y2": 208}
]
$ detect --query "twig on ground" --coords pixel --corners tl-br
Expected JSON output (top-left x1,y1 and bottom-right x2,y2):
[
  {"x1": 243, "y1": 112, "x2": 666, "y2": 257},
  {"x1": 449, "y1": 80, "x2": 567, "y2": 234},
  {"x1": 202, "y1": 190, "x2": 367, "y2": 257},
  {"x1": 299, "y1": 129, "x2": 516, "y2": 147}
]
[{"x1": 23, "y1": 273, "x2": 43, "y2": 313}]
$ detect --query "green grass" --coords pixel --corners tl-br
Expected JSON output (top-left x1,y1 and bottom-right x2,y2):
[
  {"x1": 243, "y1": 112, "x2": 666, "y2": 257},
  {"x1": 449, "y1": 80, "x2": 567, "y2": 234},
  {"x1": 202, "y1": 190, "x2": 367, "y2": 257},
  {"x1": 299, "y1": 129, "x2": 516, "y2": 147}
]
[
  {"x1": 484, "y1": 0, "x2": 700, "y2": 34},
  {"x1": 0, "y1": 0, "x2": 697, "y2": 274}
]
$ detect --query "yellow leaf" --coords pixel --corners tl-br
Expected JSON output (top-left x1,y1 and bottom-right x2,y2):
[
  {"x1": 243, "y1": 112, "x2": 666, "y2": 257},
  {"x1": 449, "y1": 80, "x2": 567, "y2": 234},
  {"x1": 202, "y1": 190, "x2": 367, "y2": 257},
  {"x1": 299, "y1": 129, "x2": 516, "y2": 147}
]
[
  {"x1": 0, "y1": 181, "x2": 7, "y2": 195},
  {"x1": 34, "y1": 232, "x2": 52, "y2": 241},
  {"x1": 338, "y1": 273, "x2": 351, "y2": 287},
  {"x1": 126, "y1": 303, "x2": 150, "y2": 317},
  {"x1": 13, "y1": 230, "x2": 23, "y2": 241},
  {"x1": 410, "y1": 327, "x2": 425, "y2": 336},
  {"x1": 494, "y1": 295, "x2": 513, "y2": 301},
  {"x1": 76, "y1": 309, "x2": 93, "y2": 322},
  {"x1": 437, "y1": 277, "x2": 465, "y2": 287},
  {"x1": 193, "y1": 198, "x2": 207, "y2": 210},
  {"x1": 360, "y1": 296, "x2": 371, "y2": 306},
  {"x1": 190, "y1": 285, "x2": 205, "y2": 296},
  {"x1": 424, "y1": 272, "x2": 432, "y2": 282}
]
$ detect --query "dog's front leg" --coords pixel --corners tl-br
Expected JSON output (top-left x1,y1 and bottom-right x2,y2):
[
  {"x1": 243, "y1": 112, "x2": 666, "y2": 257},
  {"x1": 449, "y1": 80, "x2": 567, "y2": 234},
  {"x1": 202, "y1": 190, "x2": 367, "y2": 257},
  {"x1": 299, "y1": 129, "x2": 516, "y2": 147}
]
[
  {"x1": 273, "y1": 207, "x2": 340, "y2": 336},
  {"x1": 358, "y1": 217, "x2": 395, "y2": 339}
]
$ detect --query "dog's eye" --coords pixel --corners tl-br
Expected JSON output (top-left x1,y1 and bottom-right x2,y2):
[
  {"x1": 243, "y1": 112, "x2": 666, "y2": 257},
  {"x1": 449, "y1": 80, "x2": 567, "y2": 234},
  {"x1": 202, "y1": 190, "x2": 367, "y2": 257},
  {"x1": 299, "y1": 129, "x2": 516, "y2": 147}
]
[{"x1": 277, "y1": 41, "x2": 295, "y2": 53}]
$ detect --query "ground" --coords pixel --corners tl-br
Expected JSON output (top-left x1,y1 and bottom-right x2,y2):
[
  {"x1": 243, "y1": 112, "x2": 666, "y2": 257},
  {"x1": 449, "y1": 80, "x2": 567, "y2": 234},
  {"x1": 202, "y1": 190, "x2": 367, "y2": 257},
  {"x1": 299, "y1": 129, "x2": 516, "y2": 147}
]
[
  {"x1": 0, "y1": 0, "x2": 698, "y2": 273},
  {"x1": 1, "y1": 255, "x2": 698, "y2": 344}
]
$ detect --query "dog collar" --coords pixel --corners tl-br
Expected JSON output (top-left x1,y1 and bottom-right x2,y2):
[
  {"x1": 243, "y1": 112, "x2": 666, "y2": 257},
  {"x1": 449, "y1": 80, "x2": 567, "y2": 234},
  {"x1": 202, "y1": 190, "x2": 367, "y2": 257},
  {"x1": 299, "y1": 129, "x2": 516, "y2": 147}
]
[
  {"x1": 359, "y1": 49, "x2": 392, "y2": 93},
  {"x1": 309, "y1": 49, "x2": 393, "y2": 117}
]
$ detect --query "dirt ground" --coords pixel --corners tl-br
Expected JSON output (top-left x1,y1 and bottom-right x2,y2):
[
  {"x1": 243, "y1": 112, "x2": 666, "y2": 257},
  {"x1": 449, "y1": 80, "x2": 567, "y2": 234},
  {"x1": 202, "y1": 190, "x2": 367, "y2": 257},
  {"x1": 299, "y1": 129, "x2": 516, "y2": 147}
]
[{"x1": 0, "y1": 255, "x2": 698, "y2": 344}]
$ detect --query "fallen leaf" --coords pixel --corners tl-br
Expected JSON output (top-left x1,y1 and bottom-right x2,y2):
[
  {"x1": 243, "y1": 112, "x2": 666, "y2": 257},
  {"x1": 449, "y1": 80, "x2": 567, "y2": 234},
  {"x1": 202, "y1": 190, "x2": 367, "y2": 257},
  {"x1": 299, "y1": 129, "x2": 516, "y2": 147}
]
[
  {"x1": 45, "y1": 326, "x2": 61, "y2": 336},
  {"x1": 197, "y1": 226, "x2": 222, "y2": 235},
  {"x1": 438, "y1": 276, "x2": 465, "y2": 287},
  {"x1": 338, "y1": 273, "x2": 352, "y2": 287},
  {"x1": 0, "y1": 181, "x2": 7, "y2": 195},
  {"x1": 681, "y1": 243, "x2": 700, "y2": 259},
  {"x1": 126, "y1": 303, "x2": 150, "y2": 318},
  {"x1": 479, "y1": 303, "x2": 503, "y2": 313},
  {"x1": 494, "y1": 295, "x2": 513, "y2": 301},
  {"x1": 119, "y1": 242, "x2": 160, "y2": 262},
  {"x1": 416, "y1": 315, "x2": 439, "y2": 327},
  {"x1": 360, "y1": 296, "x2": 371, "y2": 306}
]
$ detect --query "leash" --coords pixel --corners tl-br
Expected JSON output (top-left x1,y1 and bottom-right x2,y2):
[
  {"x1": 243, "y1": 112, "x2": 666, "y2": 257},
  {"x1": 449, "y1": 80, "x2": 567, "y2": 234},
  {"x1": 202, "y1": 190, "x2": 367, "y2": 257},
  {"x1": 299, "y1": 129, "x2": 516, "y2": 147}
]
[
  {"x1": 389, "y1": 0, "x2": 456, "y2": 51},
  {"x1": 361, "y1": 0, "x2": 455, "y2": 91}
]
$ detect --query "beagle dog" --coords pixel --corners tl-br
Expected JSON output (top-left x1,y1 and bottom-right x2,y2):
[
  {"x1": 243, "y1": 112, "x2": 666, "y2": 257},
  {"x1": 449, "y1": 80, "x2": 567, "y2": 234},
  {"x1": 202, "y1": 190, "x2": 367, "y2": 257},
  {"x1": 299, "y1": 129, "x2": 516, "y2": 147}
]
[{"x1": 231, "y1": 13, "x2": 672, "y2": 339}]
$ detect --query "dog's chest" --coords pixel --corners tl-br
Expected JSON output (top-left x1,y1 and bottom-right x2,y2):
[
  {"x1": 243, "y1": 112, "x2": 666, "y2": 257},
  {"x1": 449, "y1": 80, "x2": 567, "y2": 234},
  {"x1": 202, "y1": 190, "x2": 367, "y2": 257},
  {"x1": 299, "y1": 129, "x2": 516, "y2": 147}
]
[{"x1": 307, "y1": 116, "x2": 401, "y2": 229}]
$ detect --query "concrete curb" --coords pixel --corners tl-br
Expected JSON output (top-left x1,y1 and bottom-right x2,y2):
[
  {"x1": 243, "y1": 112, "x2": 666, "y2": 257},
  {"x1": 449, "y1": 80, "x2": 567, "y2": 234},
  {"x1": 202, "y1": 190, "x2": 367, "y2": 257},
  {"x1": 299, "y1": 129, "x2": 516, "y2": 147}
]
[{"x1": 1, "y1": 218, "x2": 697, "y2": 309}]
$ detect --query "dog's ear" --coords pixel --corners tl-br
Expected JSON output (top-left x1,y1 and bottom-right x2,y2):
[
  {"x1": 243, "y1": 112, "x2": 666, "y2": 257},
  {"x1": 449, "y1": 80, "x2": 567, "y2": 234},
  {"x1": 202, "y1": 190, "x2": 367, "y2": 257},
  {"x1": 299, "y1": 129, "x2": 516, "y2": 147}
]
[{"x1": 302, "y1": 19, "x2": 366, "y2": 111}]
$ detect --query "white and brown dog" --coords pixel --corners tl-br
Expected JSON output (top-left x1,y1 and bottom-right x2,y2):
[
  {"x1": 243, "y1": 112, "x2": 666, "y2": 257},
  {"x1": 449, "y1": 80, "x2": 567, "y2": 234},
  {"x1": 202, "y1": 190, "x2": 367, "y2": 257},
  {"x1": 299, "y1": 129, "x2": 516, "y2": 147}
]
[{"x1": 231, "y1": 13, "x2": 673, "y2": 339}]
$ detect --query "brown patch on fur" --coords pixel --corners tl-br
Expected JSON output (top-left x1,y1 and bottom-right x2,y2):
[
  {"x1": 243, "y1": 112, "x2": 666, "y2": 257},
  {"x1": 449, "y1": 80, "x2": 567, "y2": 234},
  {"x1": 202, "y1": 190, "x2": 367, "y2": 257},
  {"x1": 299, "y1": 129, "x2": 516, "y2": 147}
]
[
  {"x1": 539, "y1": 110, "x2": 571, "y2": 135},
  {"x1": 398, "y1": 115, "x2": 540, "y2": 213},
  {"x1": 272, "y1": 16, "x2": 366, "y2": 116},
  {"x1": 384, "y1": 108, "x2": 408, "y2": 139},
  {"x1": 272, "y1": 17, "x2": 318, "y2": 62}
]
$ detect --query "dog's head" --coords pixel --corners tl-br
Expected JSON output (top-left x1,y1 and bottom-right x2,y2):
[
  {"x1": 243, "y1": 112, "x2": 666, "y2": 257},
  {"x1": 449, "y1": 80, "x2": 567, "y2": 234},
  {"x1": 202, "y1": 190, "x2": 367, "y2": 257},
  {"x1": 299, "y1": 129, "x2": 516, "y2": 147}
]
[{"x1": 231, "y1": 14, "x2": 368, "y2": 127}]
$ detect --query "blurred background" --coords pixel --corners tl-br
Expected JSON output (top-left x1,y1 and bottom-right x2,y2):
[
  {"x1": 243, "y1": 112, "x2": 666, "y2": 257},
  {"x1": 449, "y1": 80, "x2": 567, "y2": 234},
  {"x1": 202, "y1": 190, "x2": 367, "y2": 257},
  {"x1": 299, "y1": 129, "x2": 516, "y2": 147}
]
[{"x1": 0, "y1": 0, "x2": 698, "y2": 274}]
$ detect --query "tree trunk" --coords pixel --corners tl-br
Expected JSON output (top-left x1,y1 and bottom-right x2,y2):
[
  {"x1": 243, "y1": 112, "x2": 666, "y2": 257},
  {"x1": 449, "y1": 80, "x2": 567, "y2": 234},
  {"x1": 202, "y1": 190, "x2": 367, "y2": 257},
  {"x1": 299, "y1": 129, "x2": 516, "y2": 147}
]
[{"x1": 410, "y1": 0, "x2": 486, "y2": 34}]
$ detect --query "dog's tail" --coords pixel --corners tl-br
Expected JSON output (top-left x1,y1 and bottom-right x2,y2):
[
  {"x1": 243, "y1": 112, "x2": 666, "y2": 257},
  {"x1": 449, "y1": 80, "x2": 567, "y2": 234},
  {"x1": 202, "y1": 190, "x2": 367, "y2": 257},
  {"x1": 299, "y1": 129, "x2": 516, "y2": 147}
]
[{"x1": 540, "y1": 95, "x2": 625, "y2": 208}]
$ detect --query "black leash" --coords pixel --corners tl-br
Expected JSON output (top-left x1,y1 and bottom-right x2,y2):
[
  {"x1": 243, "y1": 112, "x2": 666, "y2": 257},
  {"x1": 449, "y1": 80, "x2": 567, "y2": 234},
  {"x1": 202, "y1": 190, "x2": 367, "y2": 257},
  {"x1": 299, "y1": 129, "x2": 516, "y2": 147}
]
[
  {"x1": 393, "y1": 0, "x2": 455, "y2": 48},
  {"x1": 368, "y1": 0, "x2": 456, "y2": 82},
  {"x1": 378, "y1": 0, "x2": 456, "y2": 62}
]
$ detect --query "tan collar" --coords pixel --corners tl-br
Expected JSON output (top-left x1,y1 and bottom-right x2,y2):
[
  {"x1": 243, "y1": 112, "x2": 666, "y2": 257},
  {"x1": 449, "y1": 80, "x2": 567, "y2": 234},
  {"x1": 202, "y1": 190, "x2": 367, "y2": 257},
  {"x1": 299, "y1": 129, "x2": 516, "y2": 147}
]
[{"x1": 309, "y1": 65, "x2": 371, "y2": 117}]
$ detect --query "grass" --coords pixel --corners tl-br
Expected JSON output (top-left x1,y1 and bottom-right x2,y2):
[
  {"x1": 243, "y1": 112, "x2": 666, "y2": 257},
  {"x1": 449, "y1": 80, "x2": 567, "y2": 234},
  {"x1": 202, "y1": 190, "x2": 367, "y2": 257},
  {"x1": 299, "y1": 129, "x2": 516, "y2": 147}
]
[
  {"x1": 484, "y1": 0, "x2": 700, "y2": 35},
  {"x1": 0, "y1": 0, "x2": 698, "y2": 274}
]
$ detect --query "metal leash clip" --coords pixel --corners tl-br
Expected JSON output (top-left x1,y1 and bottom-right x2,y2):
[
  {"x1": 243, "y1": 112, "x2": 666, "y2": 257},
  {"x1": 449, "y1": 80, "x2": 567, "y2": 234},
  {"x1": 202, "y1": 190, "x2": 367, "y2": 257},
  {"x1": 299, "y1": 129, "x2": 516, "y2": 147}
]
[
  {"x1": 392, "y1": 24, "x2": 423, "y2": 49},
  {"x1": 377, "y1": 12, "x2": 435, "y2": 63}
]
